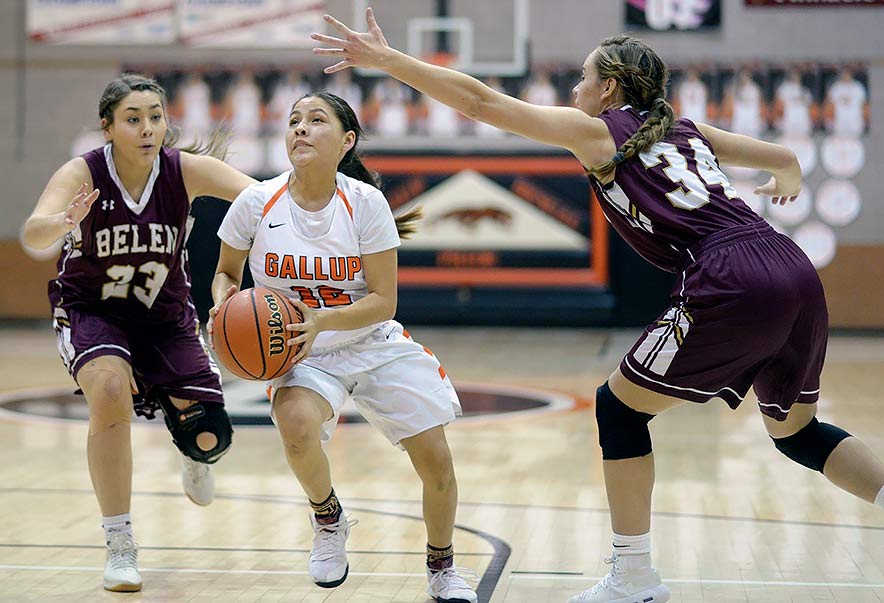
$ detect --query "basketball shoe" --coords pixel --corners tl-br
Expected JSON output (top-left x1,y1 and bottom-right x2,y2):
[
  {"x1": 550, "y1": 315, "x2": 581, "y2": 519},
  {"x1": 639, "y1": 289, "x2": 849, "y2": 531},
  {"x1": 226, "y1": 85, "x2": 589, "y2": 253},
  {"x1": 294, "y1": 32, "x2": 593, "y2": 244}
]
[
  {"x1": 567, "y1": 553, "x2": 670, "y2": 603},
  {"x1": 309, "y1": 513, "x2": 358, "y2": 587},
  {"x1": 103, "y1": 532, "x2": 141, "y2": 592},
  {"x1": 426, "y1": 566, "x2": 479, "y2": 603},
  {"x1": 182, "y1": 455, "x2": 214, "y2": 506}
]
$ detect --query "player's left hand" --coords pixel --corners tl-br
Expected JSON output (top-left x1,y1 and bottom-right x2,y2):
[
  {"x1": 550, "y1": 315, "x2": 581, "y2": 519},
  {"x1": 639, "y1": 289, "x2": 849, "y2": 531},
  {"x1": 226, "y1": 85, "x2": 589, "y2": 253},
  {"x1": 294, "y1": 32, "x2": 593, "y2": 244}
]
[
  {"x1": 286, "y1": 299, "x2": 319, "y2": 364},
  {"x1": 311, "y1": 7, "x2": 391, "y2": 74}
]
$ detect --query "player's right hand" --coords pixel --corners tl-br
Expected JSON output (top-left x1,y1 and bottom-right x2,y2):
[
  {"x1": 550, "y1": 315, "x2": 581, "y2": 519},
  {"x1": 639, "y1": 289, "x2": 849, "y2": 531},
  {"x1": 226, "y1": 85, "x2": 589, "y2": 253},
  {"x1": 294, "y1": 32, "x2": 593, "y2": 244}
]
[
  {"x1": 64, "y1": 183, "x2": 100, "y2": 229},
  {"x1": 207, "y1": 285, "x2": 238, "y2": 347}
]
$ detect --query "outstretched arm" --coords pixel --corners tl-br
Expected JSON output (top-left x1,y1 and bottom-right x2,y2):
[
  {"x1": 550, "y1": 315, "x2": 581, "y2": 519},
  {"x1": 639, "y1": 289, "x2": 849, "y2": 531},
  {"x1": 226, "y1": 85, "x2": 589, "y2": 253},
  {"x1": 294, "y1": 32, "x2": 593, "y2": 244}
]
[
  {"x1": 22, "y1": 158, "x2": 99, "y2": 249},
  {"x1": 312, "y1": 8, "x2": 611, "y2": 162},
  {"x1": 696, "y1": 123, "x2": 801, "y2": 205}
]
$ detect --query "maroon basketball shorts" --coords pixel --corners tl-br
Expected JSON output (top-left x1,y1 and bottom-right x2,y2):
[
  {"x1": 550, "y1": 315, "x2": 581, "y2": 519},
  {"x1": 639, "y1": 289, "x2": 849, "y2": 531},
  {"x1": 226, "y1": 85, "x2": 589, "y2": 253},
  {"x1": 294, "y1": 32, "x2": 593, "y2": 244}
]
[
  {"x1": 620, "y1": 222, "x2": 828, "y2": 421},
  {"x1": 50, "y1": 300, "x2": 224, "y2": 405}
]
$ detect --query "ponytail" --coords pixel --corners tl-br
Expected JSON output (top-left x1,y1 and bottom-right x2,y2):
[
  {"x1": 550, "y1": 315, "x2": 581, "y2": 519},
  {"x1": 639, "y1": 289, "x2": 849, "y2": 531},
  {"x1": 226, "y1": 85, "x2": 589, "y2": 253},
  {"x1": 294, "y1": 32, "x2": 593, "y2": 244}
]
[
  {"x1": 336, "y1": 149, "x2": 422, "y2": 238},
  {"x1": 592, "y1": 97, "x2": 675, "y2": 181}
]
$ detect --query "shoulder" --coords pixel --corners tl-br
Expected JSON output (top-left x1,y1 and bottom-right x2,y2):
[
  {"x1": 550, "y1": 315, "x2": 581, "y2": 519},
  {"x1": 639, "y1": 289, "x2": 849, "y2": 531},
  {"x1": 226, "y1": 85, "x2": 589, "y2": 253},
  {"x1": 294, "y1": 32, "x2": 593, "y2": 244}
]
[
  {"x1": 335, "y1": 172, "x2": 385, "y2": 206},
  {"x1": 237, "y1": 171, "x2": 289, "y2": 207}
]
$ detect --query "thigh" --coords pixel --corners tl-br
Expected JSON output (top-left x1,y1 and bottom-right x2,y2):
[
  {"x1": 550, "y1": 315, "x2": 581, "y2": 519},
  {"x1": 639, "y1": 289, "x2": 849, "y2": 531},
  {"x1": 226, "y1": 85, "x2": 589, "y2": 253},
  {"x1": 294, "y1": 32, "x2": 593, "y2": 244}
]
[
  {"x1": 52, "y1": 305, "x2": 132, "y2": 380},
  {"x1": 271, "y1": 386, "x2": 334, "y2": 435},
  {"x1": 762, "y1": 402, "x2": 817, "y2": 439},
  {"x1": 351, "y1": 324, "x2": 461, "y2": 447},
  {"x1": 136, "y1": 306, "x2": 223, "y2": 405},
  {"x1": 271, "y1": 364, "x2": 348, "y2": 442},
  {"x1": 608, "y1": 367, "x2": 688, "y2": 415}
]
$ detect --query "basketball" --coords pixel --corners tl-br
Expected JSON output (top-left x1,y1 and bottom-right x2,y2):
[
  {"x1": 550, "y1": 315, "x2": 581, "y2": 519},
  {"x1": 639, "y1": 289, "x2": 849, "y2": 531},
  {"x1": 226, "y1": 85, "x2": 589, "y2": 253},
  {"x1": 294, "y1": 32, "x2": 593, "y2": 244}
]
[{"x1": 211, "y1": 287, "x2": 303, "y2": 380}]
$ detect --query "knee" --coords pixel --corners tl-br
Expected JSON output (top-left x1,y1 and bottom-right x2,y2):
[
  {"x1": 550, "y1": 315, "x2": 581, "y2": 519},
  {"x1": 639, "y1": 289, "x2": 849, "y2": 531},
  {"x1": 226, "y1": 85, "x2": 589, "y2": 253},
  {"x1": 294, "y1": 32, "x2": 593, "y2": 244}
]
[
  {"x1": 595, "y1": 381, "x2": 655, "y2": 460},
  {"x1": 419, "y1": 449, "x2": 456, "y2": 493},
  {"x1": 80, "y1": 370, "x2": 132, "y2": 433},
  {"x1": 275, "y1": 408, "x2": 321, "y2": 455},
  {"x1": 771, "y1": 417, "x2": 851, "y2": 473}
]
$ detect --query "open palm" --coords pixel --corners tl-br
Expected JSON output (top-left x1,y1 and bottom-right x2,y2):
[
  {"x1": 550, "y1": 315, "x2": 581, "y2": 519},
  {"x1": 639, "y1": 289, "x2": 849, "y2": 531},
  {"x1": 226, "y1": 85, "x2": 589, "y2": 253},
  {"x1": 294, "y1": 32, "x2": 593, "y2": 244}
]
[{"x1": 311, "y1": 7, "x2": 391, "y2": 73}]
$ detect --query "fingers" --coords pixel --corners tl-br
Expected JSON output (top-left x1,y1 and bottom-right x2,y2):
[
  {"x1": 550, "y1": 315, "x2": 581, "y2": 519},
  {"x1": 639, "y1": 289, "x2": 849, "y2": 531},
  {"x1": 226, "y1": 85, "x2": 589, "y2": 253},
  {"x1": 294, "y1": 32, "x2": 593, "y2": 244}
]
[
  {"x1": 312, "y1": 46, "x2": 346, "y2": 57},
  {"x1": 310, "y1": 32, "x2": 346, "y2": 46},
  {"x1": 84, "y1": 189, "x2": 100, "y2": 206},
  {"x1": 366, "y1": 6, "x2": 379, "y2": 30},
  {"x1": 323, "y1": 13, "x2": 355, "y2": 37},
  {"x1": 324, "y1": 60, "x2": 353, "y2": 74},
  {"x1": 225, "y1": 284, "x2": 239, "y2": 299}
]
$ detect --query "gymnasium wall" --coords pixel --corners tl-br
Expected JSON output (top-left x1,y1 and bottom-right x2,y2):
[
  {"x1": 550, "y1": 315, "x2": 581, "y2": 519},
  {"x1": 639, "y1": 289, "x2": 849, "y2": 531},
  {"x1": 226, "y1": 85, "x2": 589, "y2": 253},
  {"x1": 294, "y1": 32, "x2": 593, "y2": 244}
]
[{"x1": 1, "y1": 1, "x2": 882, "y2": 326}]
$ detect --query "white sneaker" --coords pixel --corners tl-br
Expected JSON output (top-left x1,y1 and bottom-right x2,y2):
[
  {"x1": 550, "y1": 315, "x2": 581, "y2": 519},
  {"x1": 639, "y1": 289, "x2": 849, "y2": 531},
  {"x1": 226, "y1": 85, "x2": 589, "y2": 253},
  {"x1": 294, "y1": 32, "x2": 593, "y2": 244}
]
[
  {"x1": 103, "y1": 532, "x2": 141, "y2": 592},
  {"x1": 427, "y1": 566, "x2": 479, "y2": 603},
  {"x1": 182, "y1": 455, "x2": 214, "y2": 506},
  {"x1": 309, "y1": 514, "x2": 358, "y2": 588},
  {"x1": 567, "y1": 554, "x2": 670, "y2": 603}
]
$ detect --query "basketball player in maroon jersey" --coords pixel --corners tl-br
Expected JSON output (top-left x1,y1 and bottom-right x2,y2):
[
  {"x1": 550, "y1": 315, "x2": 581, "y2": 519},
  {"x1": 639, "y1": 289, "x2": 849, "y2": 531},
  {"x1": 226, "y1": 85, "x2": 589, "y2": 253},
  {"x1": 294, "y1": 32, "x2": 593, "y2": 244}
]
[
  {"x1": 313, "y1": 10, "x2": 884, "y2": 603},
  {"x1": 21, "y1": 74, "x2": 255, "y2": 592}
]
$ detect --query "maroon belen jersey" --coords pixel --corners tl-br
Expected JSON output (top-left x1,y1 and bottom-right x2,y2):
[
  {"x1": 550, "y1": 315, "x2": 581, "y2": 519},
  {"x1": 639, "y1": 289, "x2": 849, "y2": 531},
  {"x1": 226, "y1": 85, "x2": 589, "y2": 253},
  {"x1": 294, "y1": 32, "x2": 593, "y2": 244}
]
[
  {"x1": 50, "y1": 145, "x2": 194, "y2": 325},
  {"x1": 590, "y1": 105, "x2": 764, "y2": 273}
]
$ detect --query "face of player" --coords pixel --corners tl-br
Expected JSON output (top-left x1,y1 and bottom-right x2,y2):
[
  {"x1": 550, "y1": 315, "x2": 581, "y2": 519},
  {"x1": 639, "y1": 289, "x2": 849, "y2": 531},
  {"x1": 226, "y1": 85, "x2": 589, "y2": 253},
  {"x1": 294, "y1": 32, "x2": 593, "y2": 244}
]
[
  {"x1": 573, "y1": 50, "x2": 618, "y2": 117},
  {"x1": 286, "y1": 97, "x2": 355, "y2": 172},
  {"x1": 103, "y1": 91, "x2": 167, "y2": 168}
]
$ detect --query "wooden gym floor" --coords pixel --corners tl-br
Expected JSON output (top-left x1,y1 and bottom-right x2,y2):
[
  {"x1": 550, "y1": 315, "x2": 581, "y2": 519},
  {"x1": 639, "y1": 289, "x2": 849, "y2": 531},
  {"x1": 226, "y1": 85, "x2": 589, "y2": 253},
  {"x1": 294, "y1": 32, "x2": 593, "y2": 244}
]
[{"x1": 1, "y1": 324, "x2": 884, "y2": 602}]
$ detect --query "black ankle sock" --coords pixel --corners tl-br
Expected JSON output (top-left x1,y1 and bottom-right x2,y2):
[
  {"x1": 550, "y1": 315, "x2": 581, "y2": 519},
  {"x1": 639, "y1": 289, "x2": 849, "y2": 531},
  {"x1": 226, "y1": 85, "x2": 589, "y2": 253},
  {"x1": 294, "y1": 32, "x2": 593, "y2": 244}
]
[
  {"x1": 427, "y1": 543, "x2": 454, "y2": 571},
  {"x1": 310, "y1": 489, "x2": 342, "y2": 525}
]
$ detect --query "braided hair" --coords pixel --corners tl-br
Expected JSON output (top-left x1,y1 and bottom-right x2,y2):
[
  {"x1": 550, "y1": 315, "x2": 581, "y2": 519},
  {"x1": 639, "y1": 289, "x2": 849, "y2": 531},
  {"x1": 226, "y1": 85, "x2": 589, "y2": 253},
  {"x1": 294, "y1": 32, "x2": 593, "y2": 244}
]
[{"x1": 590, "y1": 36, "x2": 675, "y2": 181}]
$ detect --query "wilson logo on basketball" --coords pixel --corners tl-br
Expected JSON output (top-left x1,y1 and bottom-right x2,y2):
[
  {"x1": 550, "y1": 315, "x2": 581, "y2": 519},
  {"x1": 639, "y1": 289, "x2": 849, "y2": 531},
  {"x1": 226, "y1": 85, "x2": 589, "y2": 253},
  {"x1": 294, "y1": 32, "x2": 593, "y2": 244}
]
[{"x1": 263, "y1": 294, "x2": 286, "y2": 357}]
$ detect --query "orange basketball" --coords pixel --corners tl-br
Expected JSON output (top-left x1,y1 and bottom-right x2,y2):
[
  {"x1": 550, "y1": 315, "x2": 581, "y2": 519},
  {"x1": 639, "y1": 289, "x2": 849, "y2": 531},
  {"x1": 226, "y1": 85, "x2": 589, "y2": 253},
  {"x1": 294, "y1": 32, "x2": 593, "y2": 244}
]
[{"x1": 211, "y1": 287, "x2": 303, "y2": 380}]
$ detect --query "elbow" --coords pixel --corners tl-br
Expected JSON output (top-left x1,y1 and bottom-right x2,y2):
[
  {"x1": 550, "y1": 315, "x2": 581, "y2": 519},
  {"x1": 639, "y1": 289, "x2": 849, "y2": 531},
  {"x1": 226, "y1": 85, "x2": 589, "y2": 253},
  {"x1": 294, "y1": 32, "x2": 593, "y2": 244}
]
[
  {"x1": 21, "y1": 219, "x2": 48, "y2": 250},
  {"x1": 462, "y1": 89, "x2": 488, "y2": 122},
  {"x1": 383, "y1": 294, "x2": 398, "y2": 322}
]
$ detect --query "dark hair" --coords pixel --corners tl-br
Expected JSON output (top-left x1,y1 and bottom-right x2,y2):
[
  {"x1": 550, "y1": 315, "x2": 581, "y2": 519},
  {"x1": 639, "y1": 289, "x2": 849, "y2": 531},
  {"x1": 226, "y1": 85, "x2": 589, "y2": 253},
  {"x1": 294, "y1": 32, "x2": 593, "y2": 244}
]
[
  {"x1": 590, "y1": 35, "x2": 676, "y2": 181},
  {"x1": 99, "y1": 73, "x2": 231, "y2": 160},
  {"x1": 293, "y1": 91, "x2": 421, "y2": 238}
]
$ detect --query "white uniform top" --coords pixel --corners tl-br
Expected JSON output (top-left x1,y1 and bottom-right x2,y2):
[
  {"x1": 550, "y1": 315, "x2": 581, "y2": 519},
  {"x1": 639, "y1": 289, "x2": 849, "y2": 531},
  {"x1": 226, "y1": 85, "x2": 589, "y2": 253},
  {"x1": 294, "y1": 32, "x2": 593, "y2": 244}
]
[
  {"x1": 218, "y1": 171, "x2": 401, "y2": 353},
  {"x1": 827, "y1": 79, "x2": 866, "y2": 136},
  {"x1": 776, "y1": 81, "x2": 812, "y2": 136}
]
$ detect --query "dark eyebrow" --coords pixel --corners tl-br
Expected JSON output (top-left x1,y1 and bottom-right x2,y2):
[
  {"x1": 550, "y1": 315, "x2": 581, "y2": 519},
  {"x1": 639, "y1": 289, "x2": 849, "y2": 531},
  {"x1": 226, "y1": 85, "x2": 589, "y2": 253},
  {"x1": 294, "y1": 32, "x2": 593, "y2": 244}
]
[
  {"x1": 123, "y1": 104, "x2": 162, "y2": 112},
  {"x1": 290, "y1": 107, "x2": 329, "y2": 117}
]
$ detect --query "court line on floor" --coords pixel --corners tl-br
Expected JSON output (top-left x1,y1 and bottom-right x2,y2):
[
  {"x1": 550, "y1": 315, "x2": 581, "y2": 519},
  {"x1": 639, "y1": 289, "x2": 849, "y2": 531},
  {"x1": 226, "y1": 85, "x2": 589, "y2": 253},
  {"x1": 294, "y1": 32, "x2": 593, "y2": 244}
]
[
  {"x1": 0, "y1": 487, "x2": 510, "y2": 603},
  {"x1": 507, "y1": 573, "x2": 884, "y2": 589}
]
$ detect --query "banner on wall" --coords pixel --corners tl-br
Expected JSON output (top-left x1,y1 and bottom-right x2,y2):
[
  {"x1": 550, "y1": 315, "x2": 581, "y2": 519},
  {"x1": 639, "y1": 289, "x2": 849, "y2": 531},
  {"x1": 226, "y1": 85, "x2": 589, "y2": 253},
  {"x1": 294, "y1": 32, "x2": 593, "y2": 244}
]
[
  {"x1": 625, "y1": 0, "x2": 721, "y2": 31},
  {"x1": 27, "y1": 1, "x2": 175, "y2": 44},
  {"x1": 365, "y1": 156, "x2": 608, "y2": 288},
  {"x1": 178, "y1": 0, "x2": 325, "y2": 48},
  {"x1": 745, "y1": 0, "x2": 884, "y2": 6},
  {"x1": 27, "y1": 0, "x2": 324, "y2": 46}
]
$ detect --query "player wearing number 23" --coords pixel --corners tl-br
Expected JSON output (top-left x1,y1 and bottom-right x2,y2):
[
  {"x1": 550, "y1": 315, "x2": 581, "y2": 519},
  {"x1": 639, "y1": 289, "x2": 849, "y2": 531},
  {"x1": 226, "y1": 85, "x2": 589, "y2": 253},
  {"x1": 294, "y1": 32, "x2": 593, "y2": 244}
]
[{"x1": 21, "y1": 74, "x2": 256, "y2": 593}]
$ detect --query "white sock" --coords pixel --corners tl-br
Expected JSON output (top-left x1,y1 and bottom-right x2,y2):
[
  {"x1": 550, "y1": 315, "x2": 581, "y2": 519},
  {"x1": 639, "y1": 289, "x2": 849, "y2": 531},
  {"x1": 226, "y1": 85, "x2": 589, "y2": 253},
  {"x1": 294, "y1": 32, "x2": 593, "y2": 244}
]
[
  {"x1": 102, "y1": 513, "x2": 133, "y2": 544},
  {"x1": 612, "y1": 532, "x2": 652, "y2": 571},
  {"x1": 875, "y1": 485, "x2": 884, "y2": 509}
]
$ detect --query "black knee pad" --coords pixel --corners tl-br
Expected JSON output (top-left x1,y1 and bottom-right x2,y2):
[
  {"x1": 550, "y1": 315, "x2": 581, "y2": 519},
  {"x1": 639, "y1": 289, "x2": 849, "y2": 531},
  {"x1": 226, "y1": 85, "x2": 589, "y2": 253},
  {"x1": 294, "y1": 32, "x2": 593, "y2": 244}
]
[
  {"x1": 771, "y1": 417, "x2": 851, "y2": 473},
  {"x1": 156, "y1": 392, "x2": 233, "y2": 464},
  {"x1": 595, "y1": 381, "x2": 655, "y2": 460}
]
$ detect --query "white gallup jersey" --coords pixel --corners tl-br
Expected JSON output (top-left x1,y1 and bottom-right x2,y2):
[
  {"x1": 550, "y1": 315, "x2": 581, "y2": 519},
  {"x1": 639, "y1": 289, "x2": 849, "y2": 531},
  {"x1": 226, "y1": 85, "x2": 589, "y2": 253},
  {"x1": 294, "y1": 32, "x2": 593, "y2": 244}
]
[{"x1": 218, "y1": 171, "x2": 401, "y2": 353}]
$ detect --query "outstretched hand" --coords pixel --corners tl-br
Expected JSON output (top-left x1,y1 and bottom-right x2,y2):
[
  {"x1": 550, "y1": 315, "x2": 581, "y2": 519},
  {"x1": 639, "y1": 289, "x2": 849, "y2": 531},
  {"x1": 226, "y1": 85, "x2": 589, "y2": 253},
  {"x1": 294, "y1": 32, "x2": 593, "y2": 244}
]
[
  {"x1": 311, "y1": 7, "x2": 392, "y2": 73},
  {"x1": 754, "y1": 176, "x2": 799, "y2": 206}
]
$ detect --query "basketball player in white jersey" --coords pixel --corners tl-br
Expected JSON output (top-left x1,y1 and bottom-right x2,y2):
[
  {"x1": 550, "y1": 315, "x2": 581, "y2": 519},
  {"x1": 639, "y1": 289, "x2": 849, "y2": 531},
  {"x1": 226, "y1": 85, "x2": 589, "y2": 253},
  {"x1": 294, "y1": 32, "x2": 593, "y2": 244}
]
[
  {"x1": 775, "y1": 69, "x2": 813, "y2": 137},
  {"x1": 209, "y1": 92, "x2": 478, "y2": 603},
  {"x1": 825, "y1": 68, "x2": 867, "y2": 136}
]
